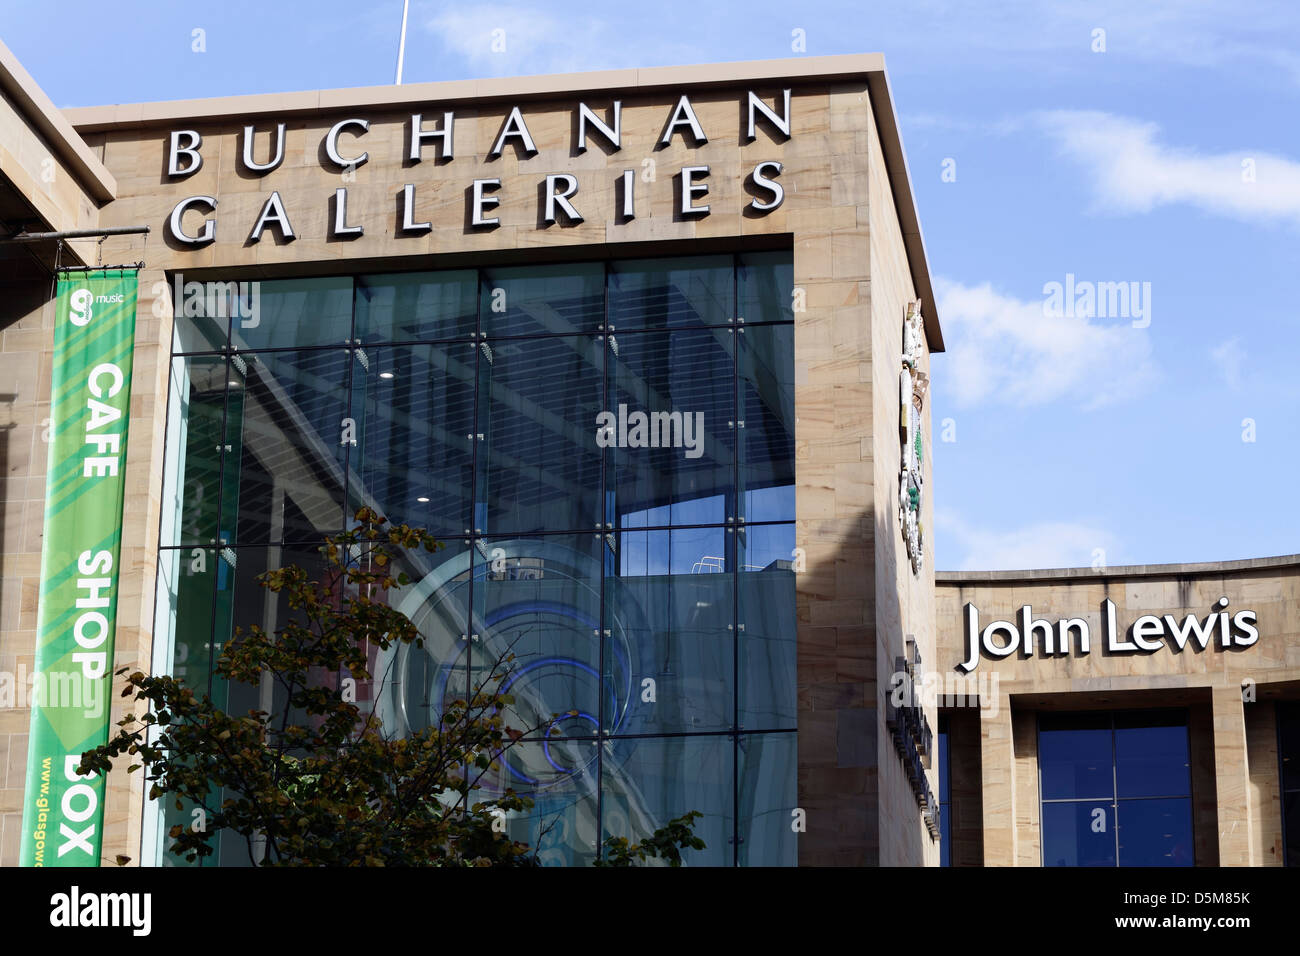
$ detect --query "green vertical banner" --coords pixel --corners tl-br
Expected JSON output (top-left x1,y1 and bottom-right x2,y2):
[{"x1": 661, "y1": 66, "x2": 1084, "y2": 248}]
[{"x1": 20, "y1": 269, "x2": 139, "y2": 866}]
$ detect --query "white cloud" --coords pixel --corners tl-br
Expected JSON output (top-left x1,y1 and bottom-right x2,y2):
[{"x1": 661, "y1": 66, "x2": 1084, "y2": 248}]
[
  {"x1": 935, "y1": 276, "x2": 1158, "y2": 409},
  {"x1": 1209, "y1": 337, "x2": 1246, "y2": 388},
  {"x1": 1036, "y1": 110, "x2": 1300, "y2": 227},
  {"x1": 936, "y1": 511, "x2": 1119, "y2": 572}
]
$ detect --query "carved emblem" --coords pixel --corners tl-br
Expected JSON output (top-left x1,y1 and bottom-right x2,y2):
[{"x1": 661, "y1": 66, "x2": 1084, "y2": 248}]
[{"x1": 899, "y1": 300, "x2": 927, "y2": 575}]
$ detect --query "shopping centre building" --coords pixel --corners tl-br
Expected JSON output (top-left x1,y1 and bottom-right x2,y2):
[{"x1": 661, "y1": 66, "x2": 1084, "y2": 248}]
[{"x1": 0, "y1": 39, "x2": 1296, "y2": 868}]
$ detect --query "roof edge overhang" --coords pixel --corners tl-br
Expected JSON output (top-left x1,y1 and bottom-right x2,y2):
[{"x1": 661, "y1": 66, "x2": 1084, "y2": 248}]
[
  {"x1": 0, "y1": 38, "x2": 116, "y2": 204},
  {"x1": 937, "y1": 552, "x2": 1300, "y2": 584},
  {"x1": 62, "y1": 53, "x2": 941, "y2": 348}
]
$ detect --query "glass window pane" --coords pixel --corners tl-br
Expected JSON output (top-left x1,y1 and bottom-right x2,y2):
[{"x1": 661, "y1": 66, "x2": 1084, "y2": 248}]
[
  {"x1": 1276, "y1": 703, "x2": 1300, "y2": 792},
  {"x1": 608, "y1": 328, "x2": 734, "y2": 528},
  {"x1": 1042, "y1": 801, "x2": 1116, "y2": 867},
  {"x1": 230, "y1": 276, "x2": 353, "y2": 350},
  {"x1": 601, "y1": 734, "x2": 733, "y2": 867},
  {"x1": 737, "y1": 732, "x2": 796, "y2": 866},
  {"x1": 477, "y1": 335, "x2": 603, "y2": 534},
  {"x1": 1038, "y1": 713, "x2": 1113, "y2": 801},
  {"x1": 472, "y1": 741, "x2": 600, "y2": 866},
  {"x1": 155, "y1": 546, "x2": 218, "y2": 866},
  {"x1": 155, "y1": 548, "x2": 218, "y2": 705},
  {"x1": 171, "y1": 281, "x2": 232, "y2": 353},
  {"x1": 738, "y1": 251, "x2": 794, "y2": 325},
  {"x1": 195, "y1": 544, "x2": 334, "y2": 866},
  {"x1": 938, "y1": 723, "x2": 950, "y2": 805},
  {"x1": 481, "y1": 263, "x2": 604, "y2": 337},
  {"x1": 355, "y1": 269, "x2": 477, "y2": 343},
  {"x1": 469, "y1": 534, "x2": 605, "y2": 740},
  {"x1": 739, "y1": 323, "x2": 795, "y2": 523},
  {"x1": 608, "y1": 528, "x2": 732, "y2": 735},
  {"x1": 162, "y1": 355, "x2": 228, "y2": 547},
  {"x1": 938, "y1": 723, "x2": 951, "y2": 867},
  {"x1": 608, "y1": 256, "x2": 734, "y2": 330},
  {"x1": 349, "y1": 344, "x2": 475, "y2": 535},
  {"x1": 739, "y1": 523, "x2": 795, "y2": 731},
  {"x1": 1115, "y1": 713, "x2": 1190, "y2": 798},
  {"x1": 222, "y1": 349, "x2": 351, "y2": 545},
  {"x1": 1286, "y1": 792, "x2": 1300, "y2": 867},
  {"x1": 1118, "y1": 798, "x2": 1194, "y2": 866},
  {"x1": 370, "y1": 538, "x2": 473, "y2": 737}
]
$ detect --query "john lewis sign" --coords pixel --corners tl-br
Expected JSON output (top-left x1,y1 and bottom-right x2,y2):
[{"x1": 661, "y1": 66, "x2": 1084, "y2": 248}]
[
  {"x1": 957, "y1": 598, "x2": 1259, "y2": 673},
  {"x1": 164, "y1": 91, "x2": 793, "y2": 246}
]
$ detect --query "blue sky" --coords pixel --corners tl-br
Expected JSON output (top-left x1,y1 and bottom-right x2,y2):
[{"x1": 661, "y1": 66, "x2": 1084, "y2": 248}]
[{"x1": 3, "y1": 0, "x2": 1296, "y2": 571}]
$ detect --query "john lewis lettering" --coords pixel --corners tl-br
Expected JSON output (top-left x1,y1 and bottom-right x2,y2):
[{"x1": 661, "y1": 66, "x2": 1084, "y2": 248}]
[
  {"x1": 164, "y1": 91, "x2": 793, "y2": 245},
  {"x1": 957, "y1": 598, "x2": 1259, "y2": 673}
]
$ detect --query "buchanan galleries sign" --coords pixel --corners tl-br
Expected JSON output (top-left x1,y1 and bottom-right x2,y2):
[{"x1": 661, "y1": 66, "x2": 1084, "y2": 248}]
[
  {"x1": 164, "y1": 91, "x2": 795, "y2": 245},
  {"x1": 958, "y1": 598, "x2": 1260, "y2": 673}
]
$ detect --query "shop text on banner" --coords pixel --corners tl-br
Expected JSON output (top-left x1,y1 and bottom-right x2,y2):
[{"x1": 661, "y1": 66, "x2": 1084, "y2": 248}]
[{"x1": 20, "y1": 269, "x2": 138, "y2": 867}]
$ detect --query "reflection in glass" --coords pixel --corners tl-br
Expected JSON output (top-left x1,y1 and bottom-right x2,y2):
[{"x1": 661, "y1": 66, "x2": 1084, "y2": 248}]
[
  {"x1": 1277, "y1": 703, "x2": 1300, "y2": 866},
  {"x1": 608, "y1": 328, "x2": 734, "y2": 527},
  {"x1": 477, "y1": 335, "x2": 603, "y2": 533},
  {"x1": 471, "y1": 742, "x2": 600, "y2": 866},
  {"x1": 369, "y1": 538, "x2": 472, "y2": 737},
  {"x1": 223, "y1": 349, "x2": 350, "y2": 545},
  {"x1": 1115, "y1": 711, "x2": 1190, "y2": 798},
  {"x1": 355, "y1": 270, "x2": 477, "y2": 343},
  {"x1": 172, "y1": 295, "x2": 230, "y2": 354},
  {"x1": 161, "y1": 355, "x2": 227, "y2": 547},
  {"x1": 938, "y1": 720, "x2": 951, "y2": 867},
  {"x1": 608, "y1": 530, "x2": 732, "y2": 735},
  {"x1": 739, "y1": 323, "x2": 795, "y2": 523},
  {"x1": 480, "y1": 263, "x2": 604, "y2": 337},
  {"x1": 160, "y1": 252, "x2": 798, "y2": 866},
  {"x1": 738, "y1": 732, "x2": 796, "y2": 866},
  {"x1": 601, "y1": 734, "x2": 733, "y2": 866},
  {"x1": 230, "y1": 277, "x2": 353, "y2": 351},
  {"x1": 154, "y1": 546, "x2": 219, "y2": 866},
  {"x1": 739, "y1": 523, "x2": 795, "y2": 730},
  {"x1": 1039, "y1": 710, "x2": 1194, "y2": 867},
  {"x1": 608, "y1": 256, "x2": 734, "y2": 329},
  {"x1": 739, "y1": 251, "x2": 795, "y2": 325},
  {"x1": 1038, "y1": 713, "x2": 1112, "y2": 801},
  {"x1": 350, "y1": 344, "x2": 475, "y2": 534},
  {"x1": 1117, "y1": 798, "x2": 1194, "y2": 866},
  {"x1": 1042, "y1": 802, "x2": 1117, "y2": 867},
  {"x1": 471, "y1": 535, "x2": 611, "y2": 739}
]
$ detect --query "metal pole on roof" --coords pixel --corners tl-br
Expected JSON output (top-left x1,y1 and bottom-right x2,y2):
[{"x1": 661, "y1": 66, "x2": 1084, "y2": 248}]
[{"x1": 395, "y1": 0, "x2": 410, "y2": 85}]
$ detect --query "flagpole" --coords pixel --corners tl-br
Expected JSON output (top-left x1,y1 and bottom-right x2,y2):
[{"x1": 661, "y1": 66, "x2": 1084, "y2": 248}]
[{"x1": 395, "y1": 0, "x2": 410, "y2": 85}]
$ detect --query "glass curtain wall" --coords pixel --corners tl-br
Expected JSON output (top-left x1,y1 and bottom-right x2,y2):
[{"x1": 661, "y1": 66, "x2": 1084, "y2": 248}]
[
  {"x1": 1038, "y1": 710, "x2": 1194, "y2": 867},
  {"x1": 155, "y1": 252, "x2": 797, "y2": 866}
]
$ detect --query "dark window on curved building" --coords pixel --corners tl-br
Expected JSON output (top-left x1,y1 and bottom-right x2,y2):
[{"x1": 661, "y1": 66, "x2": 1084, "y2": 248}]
[
  {"x1": 938, "y1": 715, "x2": 950, "y2": 867},
  {"x1": 1280, "y1": 703, "x2": 1300, "y2": 866},
  {"x1": 1039, "y1": 710, "x2": 1194, "y2": 867}
]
